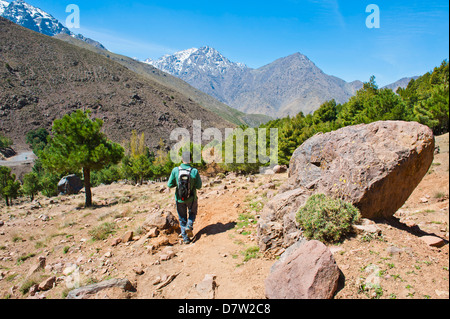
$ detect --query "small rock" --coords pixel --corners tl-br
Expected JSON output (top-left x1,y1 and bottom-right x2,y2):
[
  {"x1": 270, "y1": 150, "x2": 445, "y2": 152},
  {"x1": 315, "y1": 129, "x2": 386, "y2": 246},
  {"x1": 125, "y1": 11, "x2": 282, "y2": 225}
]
[
  {"x1": 0, "y1": 221, "x2": 4, "y2": 227},
  {"x1": 111, "y1": 238, "x2": 122, "y2": 246},
  {"x1": 103, "y1": 251, "x2": 113, "y2": 258},
  {"x1": 273, "y1": 165, "x2": 288, "y2": 174},
  {"x1": 194, "y1": 274, "x2": 217, "y2": 299},
  {"x1": 133, "y1": 267, "x2": 144, "y2": 275},
  {"x1": 353, "y1": 224, "x2": 381, "y2": 235},
  {"x1": 420, "y1": 236, "x2": 445, "y2": 247},
  {"x1": 39, "y1": 214, "x2": 49, "y2": 221},
  {"x1": 29, "y1": 284, "x2": 39, "y2": 296},
  {"x1": 122, "y1": 231, "x2": 134, "y2": 243},
  {"x1": 27, "y1": 256, "x2": 46, "y2": 278},
  {"x1": 38, "y1": 276, "x2": 56, "y2": 291}
]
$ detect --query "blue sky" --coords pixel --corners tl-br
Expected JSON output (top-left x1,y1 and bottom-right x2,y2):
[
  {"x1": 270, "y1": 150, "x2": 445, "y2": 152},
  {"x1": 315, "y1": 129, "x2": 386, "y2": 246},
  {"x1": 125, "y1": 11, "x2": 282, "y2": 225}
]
[{"x1": 23, "y1": 0, "x2": 449, "y2": 86}]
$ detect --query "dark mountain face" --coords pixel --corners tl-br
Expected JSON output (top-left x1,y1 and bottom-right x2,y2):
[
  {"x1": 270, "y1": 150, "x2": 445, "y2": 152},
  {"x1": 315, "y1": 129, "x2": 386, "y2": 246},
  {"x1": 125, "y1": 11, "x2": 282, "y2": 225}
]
[
  {"x1": 0, "y1": 17, "x2": 233, "y2": 149},
  {"x1": 146, "y1": 48, "x2": 363, "y2": 118}
]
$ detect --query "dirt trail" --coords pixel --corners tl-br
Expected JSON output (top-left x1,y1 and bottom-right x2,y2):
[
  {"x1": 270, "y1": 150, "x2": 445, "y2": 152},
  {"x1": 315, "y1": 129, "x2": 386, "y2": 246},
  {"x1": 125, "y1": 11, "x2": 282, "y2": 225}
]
[{"x1": 124, "y1": 180, "x2": 276, "y2": 299}]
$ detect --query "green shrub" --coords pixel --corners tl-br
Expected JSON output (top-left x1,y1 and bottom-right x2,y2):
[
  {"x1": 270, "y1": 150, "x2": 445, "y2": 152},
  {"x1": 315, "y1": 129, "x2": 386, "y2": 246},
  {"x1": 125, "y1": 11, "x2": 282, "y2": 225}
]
[{"x1": 296, "y1": 193, "x2": 360, "y2": 243}]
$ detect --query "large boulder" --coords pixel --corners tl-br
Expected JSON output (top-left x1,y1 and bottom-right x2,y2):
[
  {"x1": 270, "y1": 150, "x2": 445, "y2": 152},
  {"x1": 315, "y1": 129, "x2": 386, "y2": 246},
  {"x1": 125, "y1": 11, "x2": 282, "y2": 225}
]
[
  {"x1": 265, "y1": 240, "x2": 340, "y2": 299},
  {"x1": 58, "y1": 174, "x2": 83, "y2": 195},
  {"x1": 257, "y1": 121, "x2": 434, "y2": 253}
]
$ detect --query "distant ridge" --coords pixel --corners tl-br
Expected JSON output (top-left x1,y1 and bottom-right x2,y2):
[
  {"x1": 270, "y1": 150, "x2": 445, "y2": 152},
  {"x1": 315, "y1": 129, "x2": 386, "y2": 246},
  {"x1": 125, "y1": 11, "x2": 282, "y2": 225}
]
[{"x1": 145, "y1": 48, "x2": 364, "y2": 118}]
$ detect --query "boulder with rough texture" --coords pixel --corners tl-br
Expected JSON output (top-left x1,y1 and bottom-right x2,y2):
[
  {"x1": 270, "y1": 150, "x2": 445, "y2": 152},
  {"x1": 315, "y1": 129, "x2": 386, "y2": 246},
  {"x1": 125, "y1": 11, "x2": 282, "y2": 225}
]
[
  {"x1": 143, "y1": 210, "x2": 179, "y2": 233},
  {"x1": 66, "y1": 278, "x2": 135, "y2": 299},
  {"x1": 258, "y1": 121, "x2": 434, "y2": 253},
  {"x1": 57, "y1": 174, "x2": 83, "y2": 195},
  {"x1": 265, "y1": 240, "x2": 340, "y2": 299}
]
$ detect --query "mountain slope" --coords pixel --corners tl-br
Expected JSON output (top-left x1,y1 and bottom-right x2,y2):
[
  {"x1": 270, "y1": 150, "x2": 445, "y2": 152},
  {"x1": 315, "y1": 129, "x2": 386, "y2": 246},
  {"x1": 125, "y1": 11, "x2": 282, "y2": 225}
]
[
  {"x1": 0, "y1": 17, "x2": 233, "y2": 149},
  {"x1": 382, "y1": 76, "x2": 419, "y2": 92},
  {"x1": 146, "y1": 48, "x2": 363, "y2": 118},
  {"x1": 0, "y1": 0, "x2": 106, "y2": 50},
  {"x1": 54, "y1": 35, "x2": 272, "y2": 127}
]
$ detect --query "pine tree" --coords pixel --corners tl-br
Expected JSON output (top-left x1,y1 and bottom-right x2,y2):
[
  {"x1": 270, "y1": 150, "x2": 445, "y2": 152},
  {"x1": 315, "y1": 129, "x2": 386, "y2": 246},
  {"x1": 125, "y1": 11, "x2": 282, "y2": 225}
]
[
  {"x1": 22, "y1": 172, "x2": 41, "y2": 201},
  {"x1": 40, "y1": 110, "x2": 124, "y2": 207},
  {"x1": 0, "y1": 166, "x2": 21, "y2": 206}
]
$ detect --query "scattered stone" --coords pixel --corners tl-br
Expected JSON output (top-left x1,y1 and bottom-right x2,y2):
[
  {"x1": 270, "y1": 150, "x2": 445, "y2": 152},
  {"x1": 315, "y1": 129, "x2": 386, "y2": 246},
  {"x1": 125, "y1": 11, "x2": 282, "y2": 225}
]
[
  {"x1": 155, "y1": 272, "x2": 180, "y2": 290},
  {"x1": 29, "y1": 284, "x2": 39, "y2": 296},
  {"x1": 420, "y1": 236, "x2": 445, "y2": 247},
  {"x1": 103, "y1": 251, "x2": 113, "y2": 258},
  {"x1": 0, "y1": 221, "x2": 4, "y2": 227},
  {"x1": 66, "y1": 278, "x2": 135, "y2": 299},
  {"x1": 353, "y1": 224, "x2": 382, "y2": 235},
  {"x1": 159, "y1": 247, "x2": 176, "y2": 261},
  {"x1": 38, "y1": 276, "x2": 56, "y2": 291},
  {"x1": 122, "y1": 231, "x2": 134, "y2": 243},
  {"x1": 26, "y1": 256, "x2": 46, "y2": 278},
  {"x1": 273, "y1": 165, "x2": 288, "y2": 174},
  {"x1": 111, "y1": 238, "x2": 122, "y2": 247},
  {"x1": 39, "y1": 214, "x2": 50, "y2": 222},
  {"x1": 265, "y1": 240, "x2": 340, "y2": 299},
  {"x1": 133, "y1": 267, "x2": 144, "y2": 275},
  {"x1": 186, "y1": 274, "x2": 217, "y2": 299}
]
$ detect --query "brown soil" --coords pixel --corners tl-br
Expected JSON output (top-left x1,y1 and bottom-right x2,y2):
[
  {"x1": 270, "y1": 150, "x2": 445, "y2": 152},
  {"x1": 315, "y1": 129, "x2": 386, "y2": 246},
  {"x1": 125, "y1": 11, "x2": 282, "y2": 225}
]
[{"x1": 0, "y1": 134, "x2": 448, "y2": 299}]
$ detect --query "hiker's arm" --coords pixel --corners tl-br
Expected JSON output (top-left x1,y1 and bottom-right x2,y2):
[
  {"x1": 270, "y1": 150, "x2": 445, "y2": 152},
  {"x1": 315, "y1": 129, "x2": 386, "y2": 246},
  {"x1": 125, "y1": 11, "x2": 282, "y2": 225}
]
[
  {"x1": 195, "y1": 170, "x2": 202, "y2": 190},
  {"x1": 167, "y1": 169, "x2": 177, "y2": 188}
]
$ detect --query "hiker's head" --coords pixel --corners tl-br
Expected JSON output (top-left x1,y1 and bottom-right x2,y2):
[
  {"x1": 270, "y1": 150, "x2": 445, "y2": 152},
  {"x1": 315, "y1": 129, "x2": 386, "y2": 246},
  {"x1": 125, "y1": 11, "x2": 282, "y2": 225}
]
[{"x1": 182, "y1": 151, "x2": 192, "y2": 164}]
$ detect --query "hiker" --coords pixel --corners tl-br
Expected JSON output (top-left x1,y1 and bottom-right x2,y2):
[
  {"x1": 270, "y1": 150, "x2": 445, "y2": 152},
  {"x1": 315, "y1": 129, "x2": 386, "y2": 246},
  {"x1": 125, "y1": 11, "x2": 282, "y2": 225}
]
[{"x1": 167, "y1": 151, "x2": 202, "y2": 244}]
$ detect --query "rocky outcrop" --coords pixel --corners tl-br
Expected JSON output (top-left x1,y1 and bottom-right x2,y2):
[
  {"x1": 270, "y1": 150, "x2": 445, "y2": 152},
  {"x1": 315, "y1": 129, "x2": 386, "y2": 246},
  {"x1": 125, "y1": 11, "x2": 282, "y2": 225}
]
[
  {"x1": 265, "y1": 240, "x2": 340, "y2": 299},
  {"x1": 257, "y1": 121, "x2": 435, "y2": 253},
  {"x1": 66, "y1": 278, "x2": 135, "y2": 299}
]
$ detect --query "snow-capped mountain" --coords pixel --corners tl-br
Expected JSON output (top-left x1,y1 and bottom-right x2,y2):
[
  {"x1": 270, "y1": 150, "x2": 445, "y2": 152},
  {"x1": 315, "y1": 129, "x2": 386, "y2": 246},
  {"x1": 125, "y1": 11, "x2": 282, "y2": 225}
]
[
  {"x1": 144, "y1": 47, "x2": 363, "y2": 118},
  {"x1": 0, "y1": 0, "x2": 106, "y2": 50},
  {"x1": 145, "y1": 46, "x2": 248, "y2": 78},
  {"x1": 0, "y1": 0, "x2": 9, "y2": 15}
]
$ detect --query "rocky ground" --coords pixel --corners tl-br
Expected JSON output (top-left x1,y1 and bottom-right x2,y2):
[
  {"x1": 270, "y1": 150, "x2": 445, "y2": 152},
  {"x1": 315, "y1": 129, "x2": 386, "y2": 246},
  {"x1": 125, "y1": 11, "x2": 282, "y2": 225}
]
[{"x1": 0, "y1": 134, "x2": 448, "y2": 299}]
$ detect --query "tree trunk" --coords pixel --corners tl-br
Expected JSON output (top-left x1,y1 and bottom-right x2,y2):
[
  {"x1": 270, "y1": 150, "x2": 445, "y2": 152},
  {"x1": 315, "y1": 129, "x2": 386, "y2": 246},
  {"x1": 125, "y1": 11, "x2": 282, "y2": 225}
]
[{"x1": 83, "y1": 167, "x2": 92, "y2": 207}]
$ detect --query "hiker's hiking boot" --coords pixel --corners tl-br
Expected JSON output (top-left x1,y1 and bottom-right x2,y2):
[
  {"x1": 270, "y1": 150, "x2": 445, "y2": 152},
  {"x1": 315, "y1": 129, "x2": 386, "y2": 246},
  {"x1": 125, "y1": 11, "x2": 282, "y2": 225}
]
[{"x1": 186, "y1": 228, "x2": 194, "y2": 239}]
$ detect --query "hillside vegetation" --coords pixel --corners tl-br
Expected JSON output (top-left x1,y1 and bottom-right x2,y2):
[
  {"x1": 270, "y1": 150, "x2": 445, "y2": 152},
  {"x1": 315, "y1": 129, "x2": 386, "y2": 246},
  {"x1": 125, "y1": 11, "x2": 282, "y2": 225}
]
[{"x1": 262, "y1": 61, "x2": 449, "y2": 165}]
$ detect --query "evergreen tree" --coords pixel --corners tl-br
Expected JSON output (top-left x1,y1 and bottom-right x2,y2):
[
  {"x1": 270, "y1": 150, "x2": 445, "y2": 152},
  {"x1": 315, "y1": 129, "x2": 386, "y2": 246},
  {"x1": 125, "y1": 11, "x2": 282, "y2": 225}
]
[
  {"x1": 22, "y1": 172, "x2": 41, "y2": 201},
  {"x1": 0, "y1": 166, "x2": 21, "y2": 206},
  {"x1": 40, "y1": 110, "x2": 124, "y2": 207}
]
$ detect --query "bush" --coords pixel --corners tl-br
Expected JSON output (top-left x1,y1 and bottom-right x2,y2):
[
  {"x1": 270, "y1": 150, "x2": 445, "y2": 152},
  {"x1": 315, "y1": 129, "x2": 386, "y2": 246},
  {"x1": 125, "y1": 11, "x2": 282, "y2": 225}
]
[
  {"x1": 296, "y1": 193, "x2": 360, "y2": 243},
  {"x1": 0, "y1": 133, "x2": 12, "y2": 149}
]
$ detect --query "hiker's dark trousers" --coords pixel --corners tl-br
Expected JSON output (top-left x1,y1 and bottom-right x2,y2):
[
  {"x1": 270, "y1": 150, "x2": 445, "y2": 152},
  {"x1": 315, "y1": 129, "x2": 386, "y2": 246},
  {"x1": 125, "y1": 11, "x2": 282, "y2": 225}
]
[{"x1": 176, "y1": 200, "x2": 198, "y2": 237}]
